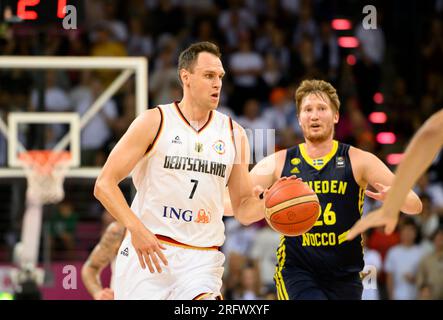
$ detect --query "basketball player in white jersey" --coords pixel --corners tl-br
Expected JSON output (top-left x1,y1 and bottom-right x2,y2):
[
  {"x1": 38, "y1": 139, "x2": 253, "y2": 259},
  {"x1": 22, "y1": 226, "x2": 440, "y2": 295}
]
[
  {"x1": 94, "y1": 42, "x2": 267, "y2": 300},
  {"x1": 81, "y1": 221, "x2": 125, "y2": 300}
]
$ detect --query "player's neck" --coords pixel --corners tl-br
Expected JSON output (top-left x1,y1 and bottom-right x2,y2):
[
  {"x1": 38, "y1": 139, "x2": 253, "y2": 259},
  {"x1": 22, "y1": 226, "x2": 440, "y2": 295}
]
[
  {"x1": 177, "y1": 99, "x2": 212, "y2": 129},
  {"x1": 304, "y1": 139, "x2": 334, "y2": 159}
]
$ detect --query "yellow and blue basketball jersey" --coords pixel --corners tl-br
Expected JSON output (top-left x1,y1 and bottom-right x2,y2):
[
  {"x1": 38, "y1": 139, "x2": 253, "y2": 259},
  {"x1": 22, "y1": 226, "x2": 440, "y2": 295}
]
[{"x1": 276, "y1": 140, "x2": 365, "y2": 278}]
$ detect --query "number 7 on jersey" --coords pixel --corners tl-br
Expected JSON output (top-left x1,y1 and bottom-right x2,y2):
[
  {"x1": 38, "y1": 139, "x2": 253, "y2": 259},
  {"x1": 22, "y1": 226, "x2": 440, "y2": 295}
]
[{"x1": 189, "y1": 179, "x2": 199, "y2": 199}]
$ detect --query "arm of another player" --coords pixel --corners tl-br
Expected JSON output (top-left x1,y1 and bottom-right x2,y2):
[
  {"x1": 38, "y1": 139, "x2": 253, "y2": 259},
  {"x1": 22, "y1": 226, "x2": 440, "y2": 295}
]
[
  {"x1": 81, "y1": 222, "x2": 125, "y2": 300},
  {"x1": 226, "y1": 122, "x2": 267, "y2": 225},
  {"x1": 348, "y1": 109, "x2": 443, "y2": 239},
  {"x1": 94, "y1": 108, "x2": 168, "y2": 273},
  {"x1": 351, "y1": 147, "x2": 422, "y2": 214}
]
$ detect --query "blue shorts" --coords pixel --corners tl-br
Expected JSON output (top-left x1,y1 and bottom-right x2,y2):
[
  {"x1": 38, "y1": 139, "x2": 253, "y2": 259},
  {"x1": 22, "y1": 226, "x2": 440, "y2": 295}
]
[{"x1": 275, "y1": 266, "x2": 363, "y2": 300}]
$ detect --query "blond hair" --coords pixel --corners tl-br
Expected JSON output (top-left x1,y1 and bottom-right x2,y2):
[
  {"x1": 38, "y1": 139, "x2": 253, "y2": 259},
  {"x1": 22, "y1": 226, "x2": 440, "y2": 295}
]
[{"x1": 295, "y1": 79, "x2": 340, "y2": 115}]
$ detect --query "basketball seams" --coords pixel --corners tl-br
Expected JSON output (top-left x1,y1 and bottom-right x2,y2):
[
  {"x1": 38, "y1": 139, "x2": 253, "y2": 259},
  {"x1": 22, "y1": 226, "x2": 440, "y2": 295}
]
[
  {"x1": 267, "y1": 206, "x2": 318, "y2": 225},
  {"x1": 265, "y1": 194, "x2": 319, "y2": 216},
  {"x1": 264, "y1": 179, "x2": 320, "y2": 237},
  {"x1": 265, "y1": 180, "x2": 314, "y2": 208}
]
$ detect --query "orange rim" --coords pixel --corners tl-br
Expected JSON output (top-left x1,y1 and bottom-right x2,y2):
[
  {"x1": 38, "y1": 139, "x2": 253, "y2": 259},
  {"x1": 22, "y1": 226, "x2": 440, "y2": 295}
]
[{"x1": 18, "y1": 150, "x2": 71, "y2": 167}]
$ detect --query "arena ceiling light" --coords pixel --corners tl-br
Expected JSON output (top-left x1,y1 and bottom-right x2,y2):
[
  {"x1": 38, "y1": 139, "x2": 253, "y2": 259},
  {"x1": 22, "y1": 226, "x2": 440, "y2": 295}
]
[
  {"x1": 386, "y1": 153, "x2": 404, "y2": 165},
  {"x1": 346, "y1": 54, "x2": 356, "y2": 65},
  {"x1": 337, "y1": 36, "x2": 359, "y2": 48},
  {"x1": 369, "y1": 112, "x2": 387, "y2": 124},
  {"x1": 373, "y1": 92, "x2": 384, "y2": 104},
  {"x1": 331, "y1": 19, "x2": 352, "y2": 30},
  {"x1": 376, "y1": 132, "x2": 396, "y2": 144}
]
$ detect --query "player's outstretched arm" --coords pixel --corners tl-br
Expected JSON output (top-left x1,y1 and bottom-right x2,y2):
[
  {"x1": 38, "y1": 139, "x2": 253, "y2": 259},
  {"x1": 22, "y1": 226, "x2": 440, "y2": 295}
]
[
  {"x1": 357, "y1": 149, "x2": 422, "y2": 215},
  {"x1": 94, "y1": 108, "x2": 168, "y2": 273},
  {"x1": 81, "y1": 222, "x2": 125, "y2": 300},
  {"x1": 347, "y1": 109, "x2": 443, "y2": 239},
  {"x1": 345, "y1": 148, "x2": 422, "y2": 241},
  {"x1": 227, "y1": 122, "x2": 266, "y2": 225}
]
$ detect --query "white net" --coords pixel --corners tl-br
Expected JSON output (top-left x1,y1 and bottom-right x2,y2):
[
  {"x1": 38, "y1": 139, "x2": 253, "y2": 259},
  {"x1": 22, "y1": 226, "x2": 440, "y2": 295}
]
[{"x1": 19, "y1": 151, "x2": 71, "y2": 205}]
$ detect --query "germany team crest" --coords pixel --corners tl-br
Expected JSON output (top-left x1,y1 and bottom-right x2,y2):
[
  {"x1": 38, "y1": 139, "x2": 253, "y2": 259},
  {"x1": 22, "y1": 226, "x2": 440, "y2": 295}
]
[{"x1": 212, "y1": 140, "x2": 225, "y2": 154}]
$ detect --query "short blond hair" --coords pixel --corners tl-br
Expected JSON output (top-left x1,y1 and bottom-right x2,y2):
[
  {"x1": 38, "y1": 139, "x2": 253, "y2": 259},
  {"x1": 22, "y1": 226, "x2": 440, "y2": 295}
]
[{"x1": 295, "y1": 79, "x2": 340, "y2": 115}]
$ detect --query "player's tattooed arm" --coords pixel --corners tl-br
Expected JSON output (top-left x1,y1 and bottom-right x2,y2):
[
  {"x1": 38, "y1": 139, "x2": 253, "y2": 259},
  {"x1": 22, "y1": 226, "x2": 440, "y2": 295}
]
[{"x1": 81, "y1": 222, "x2": 125, "y2": 299}]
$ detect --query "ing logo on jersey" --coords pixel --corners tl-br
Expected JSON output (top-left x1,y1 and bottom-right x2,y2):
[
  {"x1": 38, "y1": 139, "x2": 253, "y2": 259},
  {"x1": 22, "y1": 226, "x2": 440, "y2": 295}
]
[
  {"x1": 162, "y1": 206, "x2": 211, "y2": 224},
  {"x1": 194, "y1": 209, "x2": 211, "y2": 224},
  {"x1": 212, "y1": 140, "x2": 225, "y2": 155}
]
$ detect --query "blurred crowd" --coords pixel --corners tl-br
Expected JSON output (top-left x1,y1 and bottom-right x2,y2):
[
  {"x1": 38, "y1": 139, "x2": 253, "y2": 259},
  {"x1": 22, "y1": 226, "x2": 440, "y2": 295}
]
[{"x1": 0, "y1": 0, "x2": 443, "y2": 300}]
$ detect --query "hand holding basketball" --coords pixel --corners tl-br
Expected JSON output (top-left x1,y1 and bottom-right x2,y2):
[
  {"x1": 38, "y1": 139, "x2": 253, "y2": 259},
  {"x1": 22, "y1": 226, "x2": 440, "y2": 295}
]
[{"x1": 264, "y1": 176, "x2": 320, "y2": 237}]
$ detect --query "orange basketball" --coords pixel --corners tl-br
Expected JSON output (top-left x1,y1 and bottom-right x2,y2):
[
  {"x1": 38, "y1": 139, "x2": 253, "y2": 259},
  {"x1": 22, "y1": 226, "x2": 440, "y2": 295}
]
[{"x1": 264, "y1": 178, "x2": 320, "y2": 237}]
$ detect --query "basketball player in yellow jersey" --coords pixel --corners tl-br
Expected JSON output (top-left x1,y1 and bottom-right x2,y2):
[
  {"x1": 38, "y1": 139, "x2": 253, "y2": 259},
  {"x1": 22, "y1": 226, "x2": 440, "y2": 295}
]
[
  {"x1": 81, "y1": 221, "x2": 125, "y2": 300},
  {"x1": 244, "y1": 79, "x2": 422, "y2": 299},
  {"x1": 347, "y1": 109, "x2": 443, "y2": 240},
  {"x1": 94, "y1": 42, "x2": 267, "y2": 300}
]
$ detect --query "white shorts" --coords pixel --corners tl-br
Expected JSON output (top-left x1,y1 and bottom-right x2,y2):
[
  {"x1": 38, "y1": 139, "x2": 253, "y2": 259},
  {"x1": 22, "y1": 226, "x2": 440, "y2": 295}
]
[{"x1": 114, "y1": 236, "x2": 225, "y2": 300}]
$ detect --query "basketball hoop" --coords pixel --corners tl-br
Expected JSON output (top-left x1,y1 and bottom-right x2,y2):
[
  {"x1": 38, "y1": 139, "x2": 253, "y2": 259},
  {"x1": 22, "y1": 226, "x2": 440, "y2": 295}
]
[{"x1": 19, "y1": 150, "x2": 71, "y2": 205}]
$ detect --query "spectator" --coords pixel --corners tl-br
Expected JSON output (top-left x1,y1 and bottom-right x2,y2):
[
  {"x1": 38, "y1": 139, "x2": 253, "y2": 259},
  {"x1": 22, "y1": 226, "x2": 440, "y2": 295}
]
[
  {"x1": 261, "y1": 53, "x2": 285, "y2": 92},
  {"x1": 384, "y1": 219, "x2": 427, "y2": 299},
  {"x1": 228, "y1": 34, "x2": 265, "y2": 113},
  {"x1": 69, "y1": 71, "x2": 92, "y2": 108},
  {"x1": 266, "y1": 29, "x2": 291, "y2": 74},
  {"x1": 232, "y1": 263, "x2": 262, "y2": 300},
  {"x1": 49, "y1": 200, "x2": 78, "y2": 260},
  {"x1": 237, "y1": 99, "x2": 272, "y2": 163},
  {"x1": 102, "y1": 2, "x2": 128, "y2": 43},
  {"x1": 90, "y1": 24, "x2": 128, "y2": 87},
  {"x1": 29, "y1": 71, "x2": 71, "y2": 149},
  {"x1": 218, "y1": 1, "x2": 257, "y2": 50},
  {"x1": 290, "y1": 34, "x2": 320, "y2": 82},
  {"x1": 386, "y1": 77, "x2": 416, "y2": 139},
  {"x1": 414, "y1": 194, "x2": 440, "y2": 242},
  {"x1": 74, "y1": 78, "x2": 118, "y2": 166},
  {"x1": 292, "y1": 3, "x2": 318, "y2": 47},
  {"x1": 362, "y1": 232, "x2": 382, "y2": 300},
  {"x1": 127, "y1": 17, "x2": 154, "y2": 58},
  {"x1": 111, "y1": 92, "x2": 136, "y2": 140},
  {"x1": 255, "y1": 20, "x2": 277, "y2": 54},
  {"x1": 415, "y1": 173, "x2": 443, "y2": 213},
  {"x1": 149, "y1": 41, "x2": 181, "y2": 106},
  {"x1": 222, "y1": 217, "x2": 259, "y2": 260},
  {"x1": 29, "y1": 71, "x2": 70, "y2": 113},
  {"x1": 263, "y1": 87, "x2": 296, "y2": 148},
  {"x1": 185, "y1": 18, "x2": 220, "y2": 46},
  {"x1": 416, "y1": 227, "x2": 443, "y2": 300},
  {"x1": 354, "y1": 15, "x2": 385, "y2": 115},
  {"x1": 314, "y1": 20, "x2": 339, "y2": 81},
  {"x1": 250, "y1": 224, "x2": 280, "y2": 295}
]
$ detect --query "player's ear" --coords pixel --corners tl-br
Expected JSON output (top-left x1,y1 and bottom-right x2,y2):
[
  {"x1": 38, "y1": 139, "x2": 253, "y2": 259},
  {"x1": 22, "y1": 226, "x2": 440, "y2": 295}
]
[
  {"x1": 333, "y1": 111, "x2": 339, "y2": 124},
  {"x1": 180, "y1": 69, "x2": 190, "y2": 86}
]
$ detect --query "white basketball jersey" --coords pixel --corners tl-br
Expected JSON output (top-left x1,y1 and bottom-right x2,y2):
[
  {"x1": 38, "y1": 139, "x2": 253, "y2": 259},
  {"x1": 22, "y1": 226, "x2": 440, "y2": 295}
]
[{"x1": 130, "y1": 102, "x2": 236, "y2": 247}]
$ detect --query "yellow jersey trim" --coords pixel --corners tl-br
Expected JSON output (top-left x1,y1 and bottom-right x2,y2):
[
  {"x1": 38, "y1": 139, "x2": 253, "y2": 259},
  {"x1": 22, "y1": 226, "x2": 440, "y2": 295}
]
[
  {"x1": 274, "y1": 236, "x2": 289, "y2": 300},
  {"x1": 299, "y1": 140, "x2": 339, "y2": 171}
]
